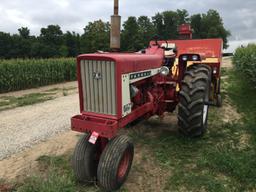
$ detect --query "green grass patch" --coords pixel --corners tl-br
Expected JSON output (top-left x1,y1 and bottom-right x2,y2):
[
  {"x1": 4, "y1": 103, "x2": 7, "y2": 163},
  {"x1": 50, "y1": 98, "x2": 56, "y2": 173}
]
[
  {"x1": 45, "y1": 88, "x2": 60, "y2": 92},
  {"x1": 227, "y1": 69, "x2": 256, "y2": 121},
  {"x1": 16, "y1": 93, "x2": 54, "y2": 106},
  {"x1": 0, "y1": 92, "x2": 55, "y2": 111},
  {"x1": 130, "y1": 68, "x2": 256, "y2": 191},
  {"x1": 0, "y1": 100, "x2": 9, "y2": 107},
  {"x1": 16, "y1": 155, "x2": 99, "y2": 192}
]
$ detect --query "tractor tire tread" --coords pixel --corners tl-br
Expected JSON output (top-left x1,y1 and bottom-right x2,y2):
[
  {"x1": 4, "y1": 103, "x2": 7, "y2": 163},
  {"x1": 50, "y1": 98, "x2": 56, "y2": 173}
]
[
  {"x1": 72, "y1": 134, "x2": 98, "y2": 182},
  {"x1": 178, "y1": 64, "x2": 211, "y2": 137},
  {"x1": 97, "y1": 135, "x2": 134, "y2": 191}
]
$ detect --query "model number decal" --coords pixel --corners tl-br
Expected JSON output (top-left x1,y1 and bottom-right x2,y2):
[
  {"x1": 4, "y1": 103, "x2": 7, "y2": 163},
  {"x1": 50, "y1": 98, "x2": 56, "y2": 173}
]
[
  {"x1": 123, "y1": 103, "x2": 132, "y2": 113},
  {"x1": 130, "y1": 71, "x2": 151, "y2": 80}
]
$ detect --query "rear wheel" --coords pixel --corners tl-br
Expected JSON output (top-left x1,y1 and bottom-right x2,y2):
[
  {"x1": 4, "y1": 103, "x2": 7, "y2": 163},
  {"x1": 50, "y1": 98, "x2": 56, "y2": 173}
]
[
  {"x1": 72, "y1": 134, "x2": 101, "y2": 183},
  {"x1": 178, "y1": 64, "x2": 212, "y2": 137},
  {"x1": 97, "y1": 135, "x2": 134, "y2": 191}
]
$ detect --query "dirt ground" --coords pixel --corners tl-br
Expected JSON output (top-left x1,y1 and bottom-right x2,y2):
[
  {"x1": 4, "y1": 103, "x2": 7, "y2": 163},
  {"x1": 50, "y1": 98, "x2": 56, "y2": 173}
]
[
  {"x1": 0, "y1": 57, "x2": 239, "y2": 191},
  {"x1": 0, "y1": 131, "x2": 81, "y2": 180}
]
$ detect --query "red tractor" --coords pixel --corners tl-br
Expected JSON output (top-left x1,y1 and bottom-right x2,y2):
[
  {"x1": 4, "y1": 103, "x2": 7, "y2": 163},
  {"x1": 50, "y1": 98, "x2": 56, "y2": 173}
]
[{"x1": 71, "y1": 1, "x2": 223, "y2": 191}]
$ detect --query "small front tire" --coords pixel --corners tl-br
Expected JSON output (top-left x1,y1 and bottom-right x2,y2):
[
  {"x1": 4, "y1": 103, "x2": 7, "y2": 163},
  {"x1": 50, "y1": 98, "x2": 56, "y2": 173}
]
[
  {"x1": 72, "y1": 134, "x2": 101, "y2": 183},
  {"x1": 97, "y1": 135, "x2": 134, "y2": 191}
]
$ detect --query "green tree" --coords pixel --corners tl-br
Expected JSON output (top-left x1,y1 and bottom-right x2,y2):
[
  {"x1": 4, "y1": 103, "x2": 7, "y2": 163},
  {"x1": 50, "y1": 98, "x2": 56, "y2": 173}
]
[
  {"x1": 65, "y1": 31, "x2": 80, "y2": 57},
  {"x1": 152, "y1": 11, "x2": 180, "y2": 39},
  {"x1": 137, "y1": 16, "x2": 156, "y2": 48},
  {"x1": 18, "y1": 27, "x2": 30, "y2": 39},
  {"x1": 121, "y1": 17, "x2": 143, "y2": 51},
  {"x1": 13, "y1": 27, "x2": 33, "y2": 58},
  {"x1": 176, "y1": 9, "x2": 189, "y2": 25},
  {"x1": 38, "y1": 25, "x2": 66, "y2": 57},
  {"x1": 0, "y1": 32, "x2": 12, "y2": 58},
  {"x1": 81, "y1": 20, "x2": 110, "y2": 53},
  {"x1": 152, "y1": 13, "x2": 165, "y2": 39},
  {"x1": 162, "y1": 11, "x2": 179, "y2": 39},
  {"x1": 190, "y1": 10, "x2": 231, "y2": 48},
  {"x1": 190, "y1": 14, "x2": 202, "y2": 39}
]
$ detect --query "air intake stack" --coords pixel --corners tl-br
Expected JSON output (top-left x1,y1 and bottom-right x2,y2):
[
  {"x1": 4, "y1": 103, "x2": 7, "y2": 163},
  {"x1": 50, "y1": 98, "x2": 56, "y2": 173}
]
[{"x1": 110, "y1": 0, "x2": 121, "y2": 51}]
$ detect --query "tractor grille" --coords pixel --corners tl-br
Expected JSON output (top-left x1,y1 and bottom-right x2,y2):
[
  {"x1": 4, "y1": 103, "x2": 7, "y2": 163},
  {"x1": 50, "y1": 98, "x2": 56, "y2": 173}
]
[{"x1": 80, "y1": 60, "x2": 116, "y2": 115}]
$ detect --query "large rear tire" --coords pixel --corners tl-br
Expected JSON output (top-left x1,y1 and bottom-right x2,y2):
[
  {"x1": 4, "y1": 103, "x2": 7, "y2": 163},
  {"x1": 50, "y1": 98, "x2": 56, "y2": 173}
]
[
  {"x1": 178, "y1": 64, "x2": 212, "y2": 137},
  {"x1": 97, "y1": 135, "x2": 134, "y2": 191},
  {"x1": 72, "y1": 134, "x2": 101, "y2": 182}
]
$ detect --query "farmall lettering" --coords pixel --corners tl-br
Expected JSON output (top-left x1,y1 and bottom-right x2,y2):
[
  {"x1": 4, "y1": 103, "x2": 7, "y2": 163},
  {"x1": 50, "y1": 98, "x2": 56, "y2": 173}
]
[{"x1": 71, "y1": 0, "x2": 223, "y2": 191}]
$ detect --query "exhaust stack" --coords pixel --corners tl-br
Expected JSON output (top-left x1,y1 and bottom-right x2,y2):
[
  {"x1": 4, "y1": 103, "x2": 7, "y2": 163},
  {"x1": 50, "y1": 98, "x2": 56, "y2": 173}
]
[{"x1": 110, "y1": 0, "x2": 121, "y2": 51}]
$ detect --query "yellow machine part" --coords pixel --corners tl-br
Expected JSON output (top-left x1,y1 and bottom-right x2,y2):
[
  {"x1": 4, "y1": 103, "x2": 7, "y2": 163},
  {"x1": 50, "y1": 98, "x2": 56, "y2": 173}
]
[{"x1": 171, "y1": 57, "x2": 220, "y2": 97}]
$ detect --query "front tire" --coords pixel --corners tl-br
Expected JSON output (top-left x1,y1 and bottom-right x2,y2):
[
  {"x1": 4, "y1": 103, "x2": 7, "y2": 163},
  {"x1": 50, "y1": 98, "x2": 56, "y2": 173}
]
[
  {"x1": 72, "y1": 134, "x2": 101, "y2": 182},
  {"x1": 178, "y1": 64, "x2": 212, "y2": 137},
  {"x1": 97, "y1": 135, "x2": 134, "y2": 191}
]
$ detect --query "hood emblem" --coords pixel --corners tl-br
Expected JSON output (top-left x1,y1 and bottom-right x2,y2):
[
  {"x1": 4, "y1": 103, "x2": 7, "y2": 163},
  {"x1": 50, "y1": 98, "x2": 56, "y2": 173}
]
[{"x1": 93, "y1": 72, "x2": 102, "y2": 80}]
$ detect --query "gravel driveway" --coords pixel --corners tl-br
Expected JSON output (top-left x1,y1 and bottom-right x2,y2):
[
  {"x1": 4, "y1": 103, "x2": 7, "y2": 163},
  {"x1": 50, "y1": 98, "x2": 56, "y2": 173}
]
[{"x1": 0, "y1": 94, "x2": 79, "y2": 160}]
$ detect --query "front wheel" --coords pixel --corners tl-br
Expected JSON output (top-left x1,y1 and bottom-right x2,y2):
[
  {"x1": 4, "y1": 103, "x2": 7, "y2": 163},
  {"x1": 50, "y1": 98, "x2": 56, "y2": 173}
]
[
  {"x1": 97, "y1": 135, "x2": 134, "y2": 191},
  {"x1": 178, "y1": 64, "x2": 212, "y2": 137},
  {"x1": 72, "y1": 134, "x2": 101, "y2": 183}
]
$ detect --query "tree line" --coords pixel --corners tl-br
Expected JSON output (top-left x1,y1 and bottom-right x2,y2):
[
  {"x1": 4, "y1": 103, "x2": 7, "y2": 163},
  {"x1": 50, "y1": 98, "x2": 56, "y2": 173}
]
[{"x1": 0, "y1": 9, "x2": 230, "y2": 59}]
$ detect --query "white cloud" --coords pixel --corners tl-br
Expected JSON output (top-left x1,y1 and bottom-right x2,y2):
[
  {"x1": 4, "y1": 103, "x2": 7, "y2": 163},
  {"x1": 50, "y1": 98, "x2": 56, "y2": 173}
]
[
  {"x1": 226, "y1": 39, "x2": 256, "y2": 53},
  {"x1": 0, "y1": 0, "x2": 256, "y2": 45}
]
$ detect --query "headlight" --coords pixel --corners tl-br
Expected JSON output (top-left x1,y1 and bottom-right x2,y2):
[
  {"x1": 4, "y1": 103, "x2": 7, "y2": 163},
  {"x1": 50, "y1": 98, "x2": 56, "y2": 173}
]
[
  {"x1": 160, "y1": 66, "x2": 170, "y2": 76},
  {"x1": 182, "y1": 55, "x2": 188, "y2": 61},
  {"x1": 192, "y1": 55, "x2": 199, "y2": 61}
]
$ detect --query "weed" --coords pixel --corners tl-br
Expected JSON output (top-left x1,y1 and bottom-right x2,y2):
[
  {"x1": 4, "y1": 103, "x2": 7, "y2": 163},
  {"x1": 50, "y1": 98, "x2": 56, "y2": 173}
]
[
  {"x1": 0, "y1": 93, "x2": 55, "y2": 111},
  {"x1": 62, "y1": 88, "x2": 68, "y2": 96},
  {"x1": 17, "y1": 155, "x2": 99, "y2": 192}
]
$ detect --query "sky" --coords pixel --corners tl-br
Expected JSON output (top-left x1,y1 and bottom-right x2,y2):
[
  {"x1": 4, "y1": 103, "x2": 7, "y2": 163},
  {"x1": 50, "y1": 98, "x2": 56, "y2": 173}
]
[{"x1": 0, "y1": 0, "x2": 256, "y2": 52}]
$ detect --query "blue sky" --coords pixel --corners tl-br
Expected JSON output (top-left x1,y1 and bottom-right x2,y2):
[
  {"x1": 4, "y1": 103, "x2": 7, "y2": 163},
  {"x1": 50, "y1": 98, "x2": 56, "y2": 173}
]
[{"x1": 1, "y1": 0, "x2": 256, "y2": 52}]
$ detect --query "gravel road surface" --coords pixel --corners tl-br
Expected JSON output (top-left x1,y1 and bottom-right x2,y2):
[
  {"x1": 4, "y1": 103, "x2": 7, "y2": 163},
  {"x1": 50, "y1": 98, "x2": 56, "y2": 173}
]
[{"x1": 0, "y1": 94, "x2": 79, "y2": 160}]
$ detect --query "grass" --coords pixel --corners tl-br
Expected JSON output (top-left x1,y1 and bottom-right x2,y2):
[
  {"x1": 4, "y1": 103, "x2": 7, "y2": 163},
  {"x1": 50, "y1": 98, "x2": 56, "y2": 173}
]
[
  {"x1": 16, "y1": 155, "x2": 99, "y2": 192},
  {"x1": 62, "y1": 86, "x2": 76, "y2": 96},
  {"x1": 0, "y1": 92, "x2": 55, "y2": 111},
  {"x1": 9, "y1": 68, "x2": 256, "y2": 192},
  {"x1": 14, "y1": 154, "x2": 129, "y2": 192},
  {"x1": 130, "y1": 68, "x2": 256, "y2": 191},
  {"x1": 0, "y1": 85, "x2": 77, "y2": 111}
]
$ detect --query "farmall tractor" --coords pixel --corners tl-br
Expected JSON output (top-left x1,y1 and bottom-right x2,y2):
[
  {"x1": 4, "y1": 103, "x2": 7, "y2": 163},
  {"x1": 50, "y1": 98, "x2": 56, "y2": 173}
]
[{"x1": 71, "y1": 0, "x2": 223, "y2": 191}]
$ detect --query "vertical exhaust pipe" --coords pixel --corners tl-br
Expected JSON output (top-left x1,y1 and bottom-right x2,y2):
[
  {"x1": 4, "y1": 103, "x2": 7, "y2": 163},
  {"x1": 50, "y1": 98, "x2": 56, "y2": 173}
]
[{"x1": 110, "y1": 0, "x2": 121, "y2": 51}]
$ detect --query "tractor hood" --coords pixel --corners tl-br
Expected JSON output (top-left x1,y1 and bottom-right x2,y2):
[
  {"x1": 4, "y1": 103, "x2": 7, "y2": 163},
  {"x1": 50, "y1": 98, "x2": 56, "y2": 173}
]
[{"x1": 77, "y1": 46, "x2": 164, "y2": 74}]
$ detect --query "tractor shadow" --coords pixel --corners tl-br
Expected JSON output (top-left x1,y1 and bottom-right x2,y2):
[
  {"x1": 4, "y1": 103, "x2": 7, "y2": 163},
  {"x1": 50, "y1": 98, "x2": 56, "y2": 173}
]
[
  {"x1": 122, "y1": 113, "x2": 178, "y2": 191},
  {"x1": 124, "y1": 112, "x2": 179, "y2": 141}
]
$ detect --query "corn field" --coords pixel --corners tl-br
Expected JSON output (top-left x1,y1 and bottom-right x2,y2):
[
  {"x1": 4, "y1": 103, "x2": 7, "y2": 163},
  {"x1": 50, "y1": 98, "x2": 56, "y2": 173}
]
[
  {"x1": 0, "y1": 58, "x2": 76, "y2": 93},
  {"x1": 233, "y1": 44, "x2": 256, "y2": 84}
]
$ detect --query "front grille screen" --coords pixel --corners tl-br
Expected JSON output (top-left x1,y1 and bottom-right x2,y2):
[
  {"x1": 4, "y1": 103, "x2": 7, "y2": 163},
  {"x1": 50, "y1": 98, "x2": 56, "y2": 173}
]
[{"x1": 80, "y1": 60, "x2": 116, "y2": 115}]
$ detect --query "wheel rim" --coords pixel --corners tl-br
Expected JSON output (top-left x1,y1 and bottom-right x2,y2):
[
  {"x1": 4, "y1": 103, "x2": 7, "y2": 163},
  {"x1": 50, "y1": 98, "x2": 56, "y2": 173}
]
[
  {"x1": 117, "y1": 149, "x2": 131, "y2": 180},
  {"x1": 203, "y1": 105, "x2": 208, "y2": 124}
]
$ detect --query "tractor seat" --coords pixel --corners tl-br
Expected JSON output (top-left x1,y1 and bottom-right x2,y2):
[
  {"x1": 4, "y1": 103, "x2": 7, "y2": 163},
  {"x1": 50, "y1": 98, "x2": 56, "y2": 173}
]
[{"x1": 161, "y1": 43, "x2": 177, "y2": 58}]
